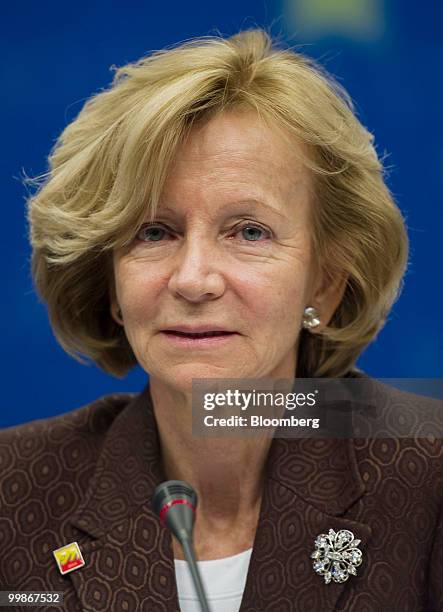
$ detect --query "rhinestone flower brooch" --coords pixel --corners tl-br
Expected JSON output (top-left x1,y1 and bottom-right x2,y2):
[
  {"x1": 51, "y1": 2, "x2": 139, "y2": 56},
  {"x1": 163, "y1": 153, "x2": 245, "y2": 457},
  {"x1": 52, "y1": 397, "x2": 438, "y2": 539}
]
[{"x1": 311, "y1": 529, "x2": 363, "y2": 584}]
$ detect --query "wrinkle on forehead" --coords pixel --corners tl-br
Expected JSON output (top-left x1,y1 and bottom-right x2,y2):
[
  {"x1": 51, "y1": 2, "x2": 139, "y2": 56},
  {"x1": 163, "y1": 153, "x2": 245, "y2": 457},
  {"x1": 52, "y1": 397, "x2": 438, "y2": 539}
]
[
  {"x1": 176, "y1": 108, "x2": 308, "y2": 172},
  {"x1": 164, "y1": 110, "x2": 311, "y2": 198}
]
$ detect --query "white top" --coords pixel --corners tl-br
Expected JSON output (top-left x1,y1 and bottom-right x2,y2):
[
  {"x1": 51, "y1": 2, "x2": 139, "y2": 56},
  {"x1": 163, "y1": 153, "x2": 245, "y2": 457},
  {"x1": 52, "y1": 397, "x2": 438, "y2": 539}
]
[{"x1": 174, "y1": 548, "x2": 253, "y2": 612}]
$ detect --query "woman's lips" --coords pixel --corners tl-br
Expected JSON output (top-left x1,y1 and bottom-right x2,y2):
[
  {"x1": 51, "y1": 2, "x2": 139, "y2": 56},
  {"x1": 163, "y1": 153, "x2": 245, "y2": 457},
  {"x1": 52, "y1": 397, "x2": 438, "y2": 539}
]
[{"x1": 160, "y1": 330, "x2": 238, "y2": 347}]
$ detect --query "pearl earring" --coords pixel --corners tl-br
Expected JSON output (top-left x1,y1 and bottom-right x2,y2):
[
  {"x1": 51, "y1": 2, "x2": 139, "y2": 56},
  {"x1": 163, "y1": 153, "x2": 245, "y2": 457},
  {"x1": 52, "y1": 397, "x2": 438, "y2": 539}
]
[{"x1": 302, "y1": 306, "x2": 320, "y2": 330}]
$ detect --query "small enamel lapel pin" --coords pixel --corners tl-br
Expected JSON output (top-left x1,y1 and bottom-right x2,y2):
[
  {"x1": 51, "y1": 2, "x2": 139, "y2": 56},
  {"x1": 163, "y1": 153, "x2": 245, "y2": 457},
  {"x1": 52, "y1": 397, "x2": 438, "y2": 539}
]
[
  {"x1": 311, "y1": 529, "x2": 363, "y2": 584},
  {"x1": 53, "y1": 541, "x2": 85, "y2": 575}
]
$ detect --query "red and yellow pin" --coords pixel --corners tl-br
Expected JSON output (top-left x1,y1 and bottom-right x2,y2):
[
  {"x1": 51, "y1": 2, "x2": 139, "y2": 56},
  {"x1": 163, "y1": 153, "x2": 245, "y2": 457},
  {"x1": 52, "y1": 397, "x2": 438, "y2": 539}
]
[{"x1": 53, "y1": 541, "x2": 85, "y2": 575}]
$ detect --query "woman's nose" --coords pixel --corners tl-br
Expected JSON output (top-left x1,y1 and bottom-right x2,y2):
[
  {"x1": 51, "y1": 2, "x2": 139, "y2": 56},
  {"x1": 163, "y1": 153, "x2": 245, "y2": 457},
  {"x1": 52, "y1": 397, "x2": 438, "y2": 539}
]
[{"x1": 167, "y1": 237, "x2": 226, "y2": 303}]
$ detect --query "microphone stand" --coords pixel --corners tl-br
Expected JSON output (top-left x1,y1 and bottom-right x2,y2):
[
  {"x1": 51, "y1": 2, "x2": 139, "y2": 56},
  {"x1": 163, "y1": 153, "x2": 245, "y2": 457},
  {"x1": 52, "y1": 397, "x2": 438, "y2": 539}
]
[
  {"x1": 180, "y1": 535, "x2": 210, "y2": 612},
  {"x1": 152, "y1": 480, "x2": 211, "y2": 612}
]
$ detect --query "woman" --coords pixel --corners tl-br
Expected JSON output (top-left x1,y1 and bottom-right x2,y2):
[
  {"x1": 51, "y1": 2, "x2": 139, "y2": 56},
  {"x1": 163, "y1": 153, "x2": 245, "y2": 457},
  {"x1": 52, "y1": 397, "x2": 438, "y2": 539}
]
[{"x1": 1, "y1": 28, "x2": 441, "y2": 611}]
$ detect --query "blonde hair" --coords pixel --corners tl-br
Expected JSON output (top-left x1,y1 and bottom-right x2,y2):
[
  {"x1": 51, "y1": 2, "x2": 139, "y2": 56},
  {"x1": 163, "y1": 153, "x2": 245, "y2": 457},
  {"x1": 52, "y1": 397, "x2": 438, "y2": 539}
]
[{"x1": 27, "y1": 28, "x2": 408, "y2": 378}]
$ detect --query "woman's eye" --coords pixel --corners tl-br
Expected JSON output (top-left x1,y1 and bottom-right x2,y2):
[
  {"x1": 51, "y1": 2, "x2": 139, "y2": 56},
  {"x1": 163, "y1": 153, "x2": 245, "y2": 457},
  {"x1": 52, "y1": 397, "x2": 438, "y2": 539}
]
[
  {"x1": 136, "y1": 224, "x2": 171, "y2": 242},
  {"x1": 235, "y1": 224, "x2": 270, "y2": 241}
]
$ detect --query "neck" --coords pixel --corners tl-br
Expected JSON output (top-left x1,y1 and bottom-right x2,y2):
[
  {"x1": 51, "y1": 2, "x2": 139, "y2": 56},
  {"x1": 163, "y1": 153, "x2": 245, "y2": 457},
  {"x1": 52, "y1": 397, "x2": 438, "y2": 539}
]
[{"x1": 149, "y1": 376, "x2": 273, "y2": 529}]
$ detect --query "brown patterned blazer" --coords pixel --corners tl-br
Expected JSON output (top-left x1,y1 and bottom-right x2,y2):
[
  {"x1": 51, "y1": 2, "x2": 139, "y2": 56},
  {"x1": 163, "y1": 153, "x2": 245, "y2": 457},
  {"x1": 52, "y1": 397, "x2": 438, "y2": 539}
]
[{"x1": 1, "y1": 374, "x2": 442, "y2": 611}]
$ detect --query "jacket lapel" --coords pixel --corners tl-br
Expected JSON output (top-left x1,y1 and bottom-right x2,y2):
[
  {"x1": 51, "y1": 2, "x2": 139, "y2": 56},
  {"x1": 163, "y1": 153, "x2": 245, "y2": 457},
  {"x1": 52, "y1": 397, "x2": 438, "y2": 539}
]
[
  {"x1": 240, "y1": 437, "x2": 372, "y2": 611},
  {"x1": 67, "y1": 384, "x2": 181, "y2": 611},
  {"x1": 66, "y1": 383, "x2": 371, "y2": 611}
]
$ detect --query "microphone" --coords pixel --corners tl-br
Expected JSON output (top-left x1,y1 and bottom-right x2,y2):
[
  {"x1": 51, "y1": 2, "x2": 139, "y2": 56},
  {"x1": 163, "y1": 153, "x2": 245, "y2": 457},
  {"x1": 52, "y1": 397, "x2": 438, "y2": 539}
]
[{"x1": 152, "y1": 480, "x2": 211, "y2": 612}]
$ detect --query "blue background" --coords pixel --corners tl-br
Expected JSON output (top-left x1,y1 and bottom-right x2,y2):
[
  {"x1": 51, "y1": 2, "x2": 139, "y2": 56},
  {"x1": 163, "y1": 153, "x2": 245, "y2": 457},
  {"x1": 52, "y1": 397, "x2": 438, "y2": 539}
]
[{"x1": 2, "y1": 0, "x2": 442, "y2": 427}]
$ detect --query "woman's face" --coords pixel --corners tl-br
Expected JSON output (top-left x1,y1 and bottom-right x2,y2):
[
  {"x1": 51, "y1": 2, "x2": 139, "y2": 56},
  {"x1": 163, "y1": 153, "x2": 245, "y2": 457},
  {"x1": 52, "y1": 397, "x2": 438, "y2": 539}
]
[{"x1": 112, "y1": 109, "x2": 343, "y2": 391}]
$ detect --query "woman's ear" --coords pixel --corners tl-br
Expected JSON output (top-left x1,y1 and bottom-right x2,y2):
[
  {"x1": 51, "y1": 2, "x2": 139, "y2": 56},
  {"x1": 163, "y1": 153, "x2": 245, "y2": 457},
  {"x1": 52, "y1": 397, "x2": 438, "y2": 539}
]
[
  {"x1": 109, "y1": 282, "x2": 124, "y2": 326},
  {"x1": 309, "y1": 266, "x2": 348, "y2": 331},
  {"x1": 111, "y1": 303, "x2": 124, "y2": 325}
]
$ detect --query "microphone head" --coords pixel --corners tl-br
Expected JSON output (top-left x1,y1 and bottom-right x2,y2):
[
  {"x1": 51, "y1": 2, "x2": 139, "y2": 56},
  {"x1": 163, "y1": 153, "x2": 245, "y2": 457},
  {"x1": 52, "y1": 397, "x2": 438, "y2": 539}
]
[{"x1": 152, "y1": 480, "x2": 198, "y2": 543}]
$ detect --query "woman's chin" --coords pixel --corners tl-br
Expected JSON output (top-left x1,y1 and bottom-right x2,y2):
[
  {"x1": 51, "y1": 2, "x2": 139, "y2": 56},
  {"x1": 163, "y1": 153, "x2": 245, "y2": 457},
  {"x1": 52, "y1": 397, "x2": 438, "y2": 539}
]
[{"x1": 150, "y1": 362, "x2": 244, "y2": 392}]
